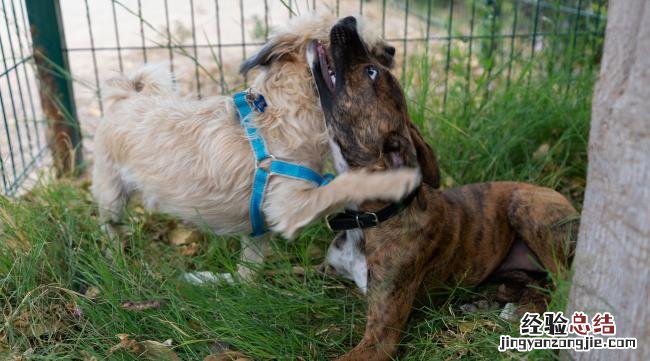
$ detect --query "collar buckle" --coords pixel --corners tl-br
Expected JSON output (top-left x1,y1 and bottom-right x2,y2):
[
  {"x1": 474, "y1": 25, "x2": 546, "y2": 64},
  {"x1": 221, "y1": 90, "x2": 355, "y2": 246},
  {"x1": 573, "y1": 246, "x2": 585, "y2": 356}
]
[
  {"x1": 361, "y1": 212, "x2": 379, "y2": 228},
  {"x1": 324, "y1": 187, "x2": 419, "y2": 232}
]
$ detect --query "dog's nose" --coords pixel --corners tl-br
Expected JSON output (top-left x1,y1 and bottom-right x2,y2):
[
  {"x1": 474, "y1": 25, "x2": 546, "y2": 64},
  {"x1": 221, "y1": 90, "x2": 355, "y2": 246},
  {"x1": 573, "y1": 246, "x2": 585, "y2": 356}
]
[
  {"x1": 331, "y1": 16, "x2": 358, "y2": 46},
  {"x1": 384, "y1": 46, "x2": 396, "y2": 56},
  {"x1": 338, "y1": 16, "x2": 357, "y2": 29}
]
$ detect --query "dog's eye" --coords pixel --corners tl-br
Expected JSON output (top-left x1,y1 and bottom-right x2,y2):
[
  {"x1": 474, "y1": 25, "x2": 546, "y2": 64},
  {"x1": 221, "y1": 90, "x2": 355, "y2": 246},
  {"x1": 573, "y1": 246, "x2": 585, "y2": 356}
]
[{"x1": 366, "y1": 66, "x2": 378, "y2": 81}]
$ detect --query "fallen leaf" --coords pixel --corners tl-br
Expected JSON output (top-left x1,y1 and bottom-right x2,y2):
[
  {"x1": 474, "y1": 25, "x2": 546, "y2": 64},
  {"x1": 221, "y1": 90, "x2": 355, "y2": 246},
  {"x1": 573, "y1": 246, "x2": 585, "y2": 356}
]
[
  {"x1": 119, "y1": 300, "x2": 165, "y2": 311},
  {"x1": 292, "y1": 266, "x2": 306, "y2": 276},
  {"x1": 180, "y1": 242, "x2": 201, "y2": 256},
  {"x1": 109, "y1": 334, "x2": 181, "y2": 361},
  {"x1": 11, "y1": 310, "x2": 30, "y2": 330},
  {"x1": 140, "y1": 340, "x2": 181, "y2": 361},
  {"x1": 533, "y1": 143, "x2": 550, "y2": 160},
  {"x1": 458, "y1": 320, "x2": 478, "y2": 334},
  {"x1": 85, "y1": 286, "x2": 101, "y2": 299},
  {"x1": 458, "y1": 318, "x2": 503, "y2": 334},
  {"x1": 169, "y1": 226, "x2": 201, "y2": 246},
  {"x1": 109, "y1": 334, "x2": 144, "y2": 354},
  {"x1": 0, "y1": 331, "x2": 7, "y2": 353},
  {"x1": 481, "y1": 319, "x2": 502, "y2": 332}
]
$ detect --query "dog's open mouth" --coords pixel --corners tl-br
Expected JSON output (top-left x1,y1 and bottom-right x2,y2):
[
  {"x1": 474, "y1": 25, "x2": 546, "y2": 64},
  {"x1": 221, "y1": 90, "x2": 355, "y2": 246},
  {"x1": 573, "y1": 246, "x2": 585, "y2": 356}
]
[{"x1": 308, "y1": 40, "x2": 335, "y2": 93}]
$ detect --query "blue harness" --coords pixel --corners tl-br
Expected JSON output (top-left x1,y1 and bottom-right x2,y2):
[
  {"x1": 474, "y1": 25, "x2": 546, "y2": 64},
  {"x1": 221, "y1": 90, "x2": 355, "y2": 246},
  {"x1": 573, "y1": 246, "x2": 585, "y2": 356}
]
[{"x1": 233, "y1": 91, "x2": 333, "y2": 236}]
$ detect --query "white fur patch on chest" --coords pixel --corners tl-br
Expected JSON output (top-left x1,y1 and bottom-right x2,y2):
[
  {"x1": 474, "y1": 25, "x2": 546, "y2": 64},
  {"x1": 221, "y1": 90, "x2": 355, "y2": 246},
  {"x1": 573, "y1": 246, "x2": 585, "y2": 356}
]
[
  {"x1": 325, "y1": 136, "x2": 368, "y2": 292},
  {"x1": 325, "y1": 228, "x2": 368, "y2": 293},
  {"x1": 328, "y1": 137, "x2": 349, "y2": 173}
]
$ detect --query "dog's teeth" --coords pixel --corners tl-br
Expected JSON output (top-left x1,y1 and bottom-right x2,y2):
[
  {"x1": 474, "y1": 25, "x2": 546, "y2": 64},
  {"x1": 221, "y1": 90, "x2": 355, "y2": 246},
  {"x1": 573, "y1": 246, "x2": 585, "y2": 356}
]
[{"x1": 330, "y1": 74, "x2": 336, "y2": 85}]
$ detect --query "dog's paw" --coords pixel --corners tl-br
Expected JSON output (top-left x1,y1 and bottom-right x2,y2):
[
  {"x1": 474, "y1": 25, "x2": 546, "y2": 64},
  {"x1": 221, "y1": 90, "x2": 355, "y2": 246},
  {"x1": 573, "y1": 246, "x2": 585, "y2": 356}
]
[
  {"x1": 379, "y1": 167, "x2": 422, "y2": 201},
  {"x1": 182, "y1": 271, "x2": 235, "y2": 285}
]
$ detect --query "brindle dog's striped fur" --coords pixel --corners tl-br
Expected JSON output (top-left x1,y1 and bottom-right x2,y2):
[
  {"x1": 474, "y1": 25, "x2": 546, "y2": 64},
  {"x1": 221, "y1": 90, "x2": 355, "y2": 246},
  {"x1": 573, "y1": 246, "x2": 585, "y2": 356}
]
[{"x1": 309, "y1": 17, "x2": 578, "y2": 360}]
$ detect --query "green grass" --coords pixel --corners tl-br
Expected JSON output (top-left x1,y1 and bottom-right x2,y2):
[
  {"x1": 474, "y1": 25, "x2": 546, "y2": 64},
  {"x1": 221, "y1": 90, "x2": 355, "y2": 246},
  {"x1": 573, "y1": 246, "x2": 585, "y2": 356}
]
[
  {"x1": 0, "y1": 66, "x2": 594, "y2": 360},
  {"x1": 406, "y1": 65, "x2": 592, "y2": 208}
]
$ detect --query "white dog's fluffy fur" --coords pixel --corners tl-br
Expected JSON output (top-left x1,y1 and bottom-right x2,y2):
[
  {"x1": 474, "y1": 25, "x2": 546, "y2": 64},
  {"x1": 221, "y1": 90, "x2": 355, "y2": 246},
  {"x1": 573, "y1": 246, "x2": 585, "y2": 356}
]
[{"x1": 92, "y1": 14, "x2": 420, "y2": 278}]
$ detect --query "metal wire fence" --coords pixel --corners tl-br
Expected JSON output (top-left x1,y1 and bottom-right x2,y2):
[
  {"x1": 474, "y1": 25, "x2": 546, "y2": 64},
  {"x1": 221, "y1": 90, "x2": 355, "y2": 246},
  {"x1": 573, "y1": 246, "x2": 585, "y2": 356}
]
[
  {"x1": 1, "y1": 0, "x2": 606, "y2": 196},
  {"x1": 0, "y1": 0, "x2": 46, "y2": 196}
]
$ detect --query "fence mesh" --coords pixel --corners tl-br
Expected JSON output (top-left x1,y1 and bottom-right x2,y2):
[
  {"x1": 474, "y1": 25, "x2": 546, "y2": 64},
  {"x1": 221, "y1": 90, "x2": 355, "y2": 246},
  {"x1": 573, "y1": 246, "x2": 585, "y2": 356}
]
[
  {"x1": 1, "y1": 0, "x2": 606, "y2": 195},
  {"x1": 0, "y1": 0, "x2": 47, "y2": 196}
]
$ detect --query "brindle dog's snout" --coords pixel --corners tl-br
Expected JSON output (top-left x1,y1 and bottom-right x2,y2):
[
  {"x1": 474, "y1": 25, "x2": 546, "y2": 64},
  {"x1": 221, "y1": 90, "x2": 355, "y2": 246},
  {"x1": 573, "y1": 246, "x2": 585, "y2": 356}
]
[
  {"x1": 330, "y1": 17, "x2": 355, "y2": 46},
  {"x1": 330, "y1": 16, "x2": 368, "y2": 62},
  {"x1": 340, "y1": 16, "x2": 356, "y2": 26}
]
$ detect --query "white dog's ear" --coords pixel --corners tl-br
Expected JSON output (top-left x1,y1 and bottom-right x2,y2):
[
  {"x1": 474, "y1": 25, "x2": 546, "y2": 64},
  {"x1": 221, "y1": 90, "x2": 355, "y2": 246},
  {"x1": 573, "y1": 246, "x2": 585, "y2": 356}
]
[{"x1": 240, "y1": 33, "x2": 299, "y2": 75}]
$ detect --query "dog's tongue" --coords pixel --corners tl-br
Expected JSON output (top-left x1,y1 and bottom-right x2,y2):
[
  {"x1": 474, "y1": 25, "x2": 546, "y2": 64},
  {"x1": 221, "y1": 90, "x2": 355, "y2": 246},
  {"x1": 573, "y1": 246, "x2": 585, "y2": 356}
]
[{"x1": 317, "y1": 42, "x2": 335, "y2": 90}]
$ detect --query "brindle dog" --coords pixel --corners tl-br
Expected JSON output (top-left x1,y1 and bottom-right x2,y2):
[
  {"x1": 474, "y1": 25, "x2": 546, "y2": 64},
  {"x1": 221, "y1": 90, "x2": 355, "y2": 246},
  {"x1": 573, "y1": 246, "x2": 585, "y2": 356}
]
[{"x1": 308, "y1": 17, "x2": 578, "y2": 360}]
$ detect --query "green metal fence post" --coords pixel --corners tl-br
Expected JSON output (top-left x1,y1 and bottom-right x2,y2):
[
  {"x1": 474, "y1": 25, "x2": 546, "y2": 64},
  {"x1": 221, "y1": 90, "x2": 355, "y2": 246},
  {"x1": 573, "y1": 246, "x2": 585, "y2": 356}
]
[{"x1": 25, "y1": 0, "x2": 82, "y2": 176}]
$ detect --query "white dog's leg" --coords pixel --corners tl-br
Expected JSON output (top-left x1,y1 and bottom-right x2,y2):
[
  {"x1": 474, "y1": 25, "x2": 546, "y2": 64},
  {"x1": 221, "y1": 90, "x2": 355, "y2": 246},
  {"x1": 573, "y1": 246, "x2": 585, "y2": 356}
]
[
  {"x1": 183, "y1": 234, "x2": 269, "y2": 285},
  {"x1": 272, "y1": 168, "x2": 421, "y2": 239},
  {"x1": 236, "y1": 234, "x2": 270, "y2": 280},
  {"x1": 92, "y1": 158, "x2": 128, "y2": 255}
]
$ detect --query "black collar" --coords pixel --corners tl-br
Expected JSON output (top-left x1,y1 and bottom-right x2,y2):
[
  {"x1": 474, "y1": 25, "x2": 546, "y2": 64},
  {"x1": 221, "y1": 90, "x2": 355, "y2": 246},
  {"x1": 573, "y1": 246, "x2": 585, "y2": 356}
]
[{"x1": 326, "y1": 187, "x2": 419, "y2": 231}]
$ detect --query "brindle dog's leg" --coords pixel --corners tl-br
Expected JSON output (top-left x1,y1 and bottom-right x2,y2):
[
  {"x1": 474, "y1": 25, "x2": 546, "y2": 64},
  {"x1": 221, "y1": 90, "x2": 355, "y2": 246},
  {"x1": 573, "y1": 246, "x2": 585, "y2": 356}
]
[
  {"x1": 507, "y1": 187, "x2": 578, "y2": 276},
  {"x1": 336, "y1": 233, "x2": 431, "y2": 361}
]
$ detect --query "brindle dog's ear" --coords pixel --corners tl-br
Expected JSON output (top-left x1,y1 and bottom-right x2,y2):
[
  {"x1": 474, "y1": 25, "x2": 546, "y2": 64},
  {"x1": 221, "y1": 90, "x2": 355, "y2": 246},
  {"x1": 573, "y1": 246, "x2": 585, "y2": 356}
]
[
  {"x1": 240, "y1": 34, "x2": 299, "y2": 75},
  {"x1": 373, "y1": 44, "x2": 396, "y2": 69},
  {"x1": 408, "y1": 122, "x2": 440, "y2": 188},
  {"x1": 383, "y1": 133, "x2": 409, "y2": 169}
]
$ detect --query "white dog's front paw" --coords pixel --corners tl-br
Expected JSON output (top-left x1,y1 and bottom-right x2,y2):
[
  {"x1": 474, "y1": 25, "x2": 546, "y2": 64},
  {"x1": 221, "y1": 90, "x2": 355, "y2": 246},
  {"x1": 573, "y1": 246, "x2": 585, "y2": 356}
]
[
  {"x1": 182, "y1": 271, "x2": 235, "y2": 285},
  {"x1": 382, "y1": 168, "x2": 422, "y2": 201}
]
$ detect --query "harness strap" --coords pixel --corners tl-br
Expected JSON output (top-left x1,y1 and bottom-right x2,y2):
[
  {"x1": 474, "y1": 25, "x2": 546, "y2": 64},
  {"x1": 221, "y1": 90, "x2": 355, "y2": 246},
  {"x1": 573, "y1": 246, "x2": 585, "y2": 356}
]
[
  {"x1": 234, "y1": 92, "x2": 271, "y2": 162},
  {"x1": 249, "y1": 167, "x2": 270, "y2": 236},
  {"x1": 270, "y1": 160, "x2": 334, "y2": 186},
  {"x1": 233, "y1": 91, "x2": 333, "y2": 236}
]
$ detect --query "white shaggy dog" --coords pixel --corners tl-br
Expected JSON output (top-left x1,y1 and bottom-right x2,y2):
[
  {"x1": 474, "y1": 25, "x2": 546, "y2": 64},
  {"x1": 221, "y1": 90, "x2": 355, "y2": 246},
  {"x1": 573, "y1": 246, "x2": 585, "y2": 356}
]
[{"x1": 92, "y1": 14, "x2": 420, "y2": 279}]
